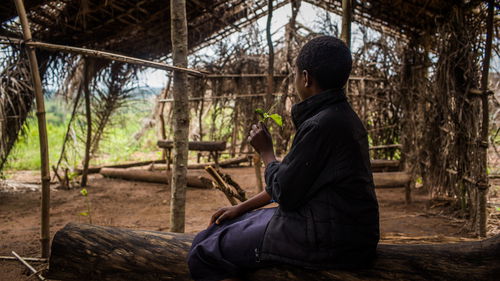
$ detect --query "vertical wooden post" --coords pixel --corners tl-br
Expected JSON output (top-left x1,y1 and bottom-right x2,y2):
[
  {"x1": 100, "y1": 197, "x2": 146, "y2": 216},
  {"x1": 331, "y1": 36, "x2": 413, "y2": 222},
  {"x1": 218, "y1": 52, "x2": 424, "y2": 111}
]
[
  {"x1": 360, "y1": 78, "x2": 367, "y2": 126},
  {"x1": 13, "y1": 0, "x2": 51, "y2": 258},
  {"x1": 478, "y1": 0, "x2": 494, "y2": 237},
  {"x1": 341, "y1": 0, "x2": 352, "y2": 49},
  {"x1": 159, "y1": 77, "x2": 172, "y2": 161},
  {"x1": 170, "y1": 0, "x2": 189, "y2": 233},
  {"x1": 253, "y1": 154, "x2": 263, "y2": 192},
  {"x1": 265, "y1": 0, "x2": 274, "y2": 109},
  {"x1": 253, "y1": 0, "x2": 274, "y2": 192},
  {"x1": 81, "y1": 59, "x2": 93, "y2": 187}
]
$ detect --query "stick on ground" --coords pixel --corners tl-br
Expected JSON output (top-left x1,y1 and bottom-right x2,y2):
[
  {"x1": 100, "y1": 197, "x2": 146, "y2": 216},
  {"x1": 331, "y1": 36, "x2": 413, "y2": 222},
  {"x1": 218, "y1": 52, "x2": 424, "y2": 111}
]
[{"x1": 11, "y1": 251, "x2": 46, "y2": 281}]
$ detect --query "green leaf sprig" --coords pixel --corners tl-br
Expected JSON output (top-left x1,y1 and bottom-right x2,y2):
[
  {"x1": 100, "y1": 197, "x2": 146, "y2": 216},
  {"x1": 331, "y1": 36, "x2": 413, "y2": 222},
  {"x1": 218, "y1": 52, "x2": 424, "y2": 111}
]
[
  {"x1": 255, "y1": 108, "x2": 283, "y2": 127},
  {"x1": 79, "y1": 188, "x2": 92, "y2": 224}
]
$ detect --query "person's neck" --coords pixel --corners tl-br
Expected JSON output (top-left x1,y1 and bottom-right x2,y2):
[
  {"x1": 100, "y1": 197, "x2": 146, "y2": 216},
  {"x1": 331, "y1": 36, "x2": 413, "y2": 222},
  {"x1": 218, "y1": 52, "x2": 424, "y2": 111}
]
[
  {"x1": 301, "y1": 85, "x2": 325, "y2": 100},
  {"x1": 302, "y1": 85, "x2": 325, "y2": 100}
]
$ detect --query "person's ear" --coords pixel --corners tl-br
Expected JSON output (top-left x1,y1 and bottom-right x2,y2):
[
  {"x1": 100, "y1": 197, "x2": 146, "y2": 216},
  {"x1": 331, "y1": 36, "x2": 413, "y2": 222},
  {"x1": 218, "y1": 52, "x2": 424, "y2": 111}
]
[{"x1": 303, "y1": 70, "x2": 310, "y2": 88}]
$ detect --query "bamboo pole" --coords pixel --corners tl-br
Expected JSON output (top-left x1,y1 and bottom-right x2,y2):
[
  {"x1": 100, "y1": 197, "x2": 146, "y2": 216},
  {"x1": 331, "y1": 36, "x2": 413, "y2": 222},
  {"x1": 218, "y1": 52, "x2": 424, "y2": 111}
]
[
  {"x1": 11, "y1": 251, "x2": 46, "y2": 281},
  {"x1": 0, "y1": 255, "x2": 47, "y2": 262},
  {"x1": 0, "y1": 36, "x2": 205, "y2": 77},
  {"x1": 0, "y1": 37, "x2": 385, "y2": 82},
  {"x1": 478, "y1": 0, "x2": 495, "y2": 237},
  {"x1": 13, "y1": 0, "x2": 51, "y2": 258},
  {"x1": 341, "y1": 0, "x2": 352, "y2": 48}
]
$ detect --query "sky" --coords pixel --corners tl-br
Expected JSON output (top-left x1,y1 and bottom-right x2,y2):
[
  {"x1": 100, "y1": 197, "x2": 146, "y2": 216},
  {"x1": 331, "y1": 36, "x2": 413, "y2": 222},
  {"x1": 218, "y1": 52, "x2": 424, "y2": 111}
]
[
  {"x1": 138, "y1": 2, "x2": 349, "y2": 88},
  {"x1": 138, "y1": 2, "x2": 500, "y2": 89}
]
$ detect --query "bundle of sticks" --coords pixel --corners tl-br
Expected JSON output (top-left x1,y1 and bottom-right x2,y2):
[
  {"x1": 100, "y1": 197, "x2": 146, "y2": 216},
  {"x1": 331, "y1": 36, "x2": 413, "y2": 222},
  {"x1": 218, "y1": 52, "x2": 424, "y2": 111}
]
[{"x1": 203, "y1": 166, "x2": 247, "y2": 205}]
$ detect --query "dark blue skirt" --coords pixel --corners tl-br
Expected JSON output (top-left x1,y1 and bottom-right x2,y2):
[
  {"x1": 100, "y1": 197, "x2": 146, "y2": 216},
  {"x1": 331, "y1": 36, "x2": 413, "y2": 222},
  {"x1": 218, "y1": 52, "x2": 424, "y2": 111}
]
[{"x1": 187, "y1": 207, "x2": 277, "y2": 281}]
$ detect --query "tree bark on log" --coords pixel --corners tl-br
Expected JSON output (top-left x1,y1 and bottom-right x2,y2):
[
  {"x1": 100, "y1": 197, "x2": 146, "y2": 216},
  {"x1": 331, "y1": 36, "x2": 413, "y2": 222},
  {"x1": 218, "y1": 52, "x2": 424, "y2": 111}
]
[
  {"x1": 373, "y1": 172, "x2": 411, "y2": 188},
  {"x1": 46, "y1": 223, "x2": 500, "y2": 281},
  {"x1": 100, "y1": 168, "x2": 212, "y2": 189}
]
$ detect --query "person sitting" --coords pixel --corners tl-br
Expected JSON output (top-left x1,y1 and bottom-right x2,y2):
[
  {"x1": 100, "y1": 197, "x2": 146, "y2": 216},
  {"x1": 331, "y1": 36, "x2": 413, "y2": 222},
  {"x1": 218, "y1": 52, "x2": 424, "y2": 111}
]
[{"x1": 187, "y1": 35, "x2": 380, "y2": 281}]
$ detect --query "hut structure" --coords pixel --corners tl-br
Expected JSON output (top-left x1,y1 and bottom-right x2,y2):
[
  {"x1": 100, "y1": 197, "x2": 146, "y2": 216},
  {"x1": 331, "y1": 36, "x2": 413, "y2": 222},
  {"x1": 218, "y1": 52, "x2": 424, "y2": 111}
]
[{"x1": 0, "y1": 0, "x2": 498, "y2": 279}]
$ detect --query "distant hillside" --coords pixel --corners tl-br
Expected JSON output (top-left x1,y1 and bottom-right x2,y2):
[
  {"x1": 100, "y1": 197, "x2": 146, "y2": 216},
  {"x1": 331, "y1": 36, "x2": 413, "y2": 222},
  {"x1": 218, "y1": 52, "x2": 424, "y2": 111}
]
[{"x1": 132, "y1": 86, "x2": 163, "y2": 96}]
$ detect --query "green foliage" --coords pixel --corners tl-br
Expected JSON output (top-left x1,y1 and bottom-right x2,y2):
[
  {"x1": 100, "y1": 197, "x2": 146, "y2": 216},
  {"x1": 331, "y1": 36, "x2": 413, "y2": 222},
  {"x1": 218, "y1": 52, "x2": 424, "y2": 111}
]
[
  {"x1": 416, "y1": 177, "x2": 423, "y2": 185},
  {"x1": 79, "y1": 188, "x2": 92, "y2": 223},
  {"x1": 5, "y1": 97, "x2": 158, "y2": 171},
  {"x1": 80, "y1": 188, "x2": 88, "y2": 196},
  {"x1": 255, "y1": 108, "x2": 283, "y2": 127}
]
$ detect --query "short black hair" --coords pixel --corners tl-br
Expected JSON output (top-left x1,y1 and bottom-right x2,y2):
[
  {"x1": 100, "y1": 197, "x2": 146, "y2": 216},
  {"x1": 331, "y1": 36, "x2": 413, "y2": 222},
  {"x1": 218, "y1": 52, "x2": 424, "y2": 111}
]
[{"x1": 296, "y1": 36, "x2": 352, "y2": 90}]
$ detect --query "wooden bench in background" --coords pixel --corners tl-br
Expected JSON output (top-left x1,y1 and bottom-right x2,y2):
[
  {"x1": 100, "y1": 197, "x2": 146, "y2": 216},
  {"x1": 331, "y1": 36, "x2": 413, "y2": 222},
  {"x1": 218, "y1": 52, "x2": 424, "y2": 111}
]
[
  {"x1": 369, "y1": 144, "x2": 413, "y2": 204},
  {"x1": 157, "y1": 140, "x2": 226, "y2": 169}
]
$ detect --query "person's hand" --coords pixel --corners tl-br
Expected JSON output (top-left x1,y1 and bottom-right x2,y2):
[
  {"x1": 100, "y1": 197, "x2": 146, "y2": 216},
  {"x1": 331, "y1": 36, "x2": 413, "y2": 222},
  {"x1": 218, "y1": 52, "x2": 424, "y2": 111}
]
[
  {"x1": 248, "y1": 122, "x2": 273, "y2": 155},
  {"x1": 209, "y1": 205, "x2": 244, "y2": 227}
]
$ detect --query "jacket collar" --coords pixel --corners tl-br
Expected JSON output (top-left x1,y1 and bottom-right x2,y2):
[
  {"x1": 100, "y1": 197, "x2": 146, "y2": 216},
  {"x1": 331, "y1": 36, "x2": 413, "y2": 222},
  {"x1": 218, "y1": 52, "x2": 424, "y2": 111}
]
[{"x1": 291, "y1": 88, "x2": 346, "y2": 129}]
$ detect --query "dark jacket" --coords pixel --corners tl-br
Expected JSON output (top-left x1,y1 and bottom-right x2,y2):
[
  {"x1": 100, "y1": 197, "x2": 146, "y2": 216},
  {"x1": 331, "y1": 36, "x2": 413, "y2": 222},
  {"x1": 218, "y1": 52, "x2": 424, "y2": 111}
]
[{"x1": 259, "y1": 89, "x2": 379, "y2": 269}]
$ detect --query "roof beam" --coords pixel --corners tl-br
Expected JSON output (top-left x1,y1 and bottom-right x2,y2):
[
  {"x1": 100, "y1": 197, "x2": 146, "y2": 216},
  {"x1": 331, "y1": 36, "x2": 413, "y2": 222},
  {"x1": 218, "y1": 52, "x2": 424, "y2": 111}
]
[{"x1": 0, "y1": 36, "x2": 207, "y2": 76}]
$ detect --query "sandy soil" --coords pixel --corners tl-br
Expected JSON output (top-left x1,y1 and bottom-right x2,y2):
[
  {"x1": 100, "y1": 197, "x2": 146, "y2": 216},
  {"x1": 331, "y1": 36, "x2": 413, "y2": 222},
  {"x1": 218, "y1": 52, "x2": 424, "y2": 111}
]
[{"x1": 1, "y1": 166, "x2": 498, "y2": 280}]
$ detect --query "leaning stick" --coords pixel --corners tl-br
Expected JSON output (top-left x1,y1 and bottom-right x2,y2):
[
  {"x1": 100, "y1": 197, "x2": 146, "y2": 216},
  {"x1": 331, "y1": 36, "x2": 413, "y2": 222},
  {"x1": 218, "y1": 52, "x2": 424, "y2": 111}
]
[
  {"x1": 13, "y1": 0, "x2": 51, "y2": 258},
  {"x1": 204, "y1": 166, "x2": 239, "y2": 205},
  {"x1": 0, "y1": 36, "x2": 206, "y2": 77},
  {"x1": 220, "y1": 172, "x2": 247, "y2": 201},
  {"x1": 11, "y1": 251, "x2": 46, "y2": 281}
]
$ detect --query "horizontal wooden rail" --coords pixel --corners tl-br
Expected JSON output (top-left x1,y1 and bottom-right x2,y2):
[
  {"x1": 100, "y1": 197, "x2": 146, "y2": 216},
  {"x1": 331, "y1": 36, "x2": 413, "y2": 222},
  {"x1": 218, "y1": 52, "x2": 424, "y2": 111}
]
[
  {"x1": 369, "y1": 144, "x2": 402, "y2": 150},
  {"x1": 159, "y1": 93, "x2": 283, "y2": 102},
  {"x1": 0, "y1": 36, "x2": 206, "y2": 77},
  {"x1": 157, "y1": 140, "x2": 226, "y2": 151}
]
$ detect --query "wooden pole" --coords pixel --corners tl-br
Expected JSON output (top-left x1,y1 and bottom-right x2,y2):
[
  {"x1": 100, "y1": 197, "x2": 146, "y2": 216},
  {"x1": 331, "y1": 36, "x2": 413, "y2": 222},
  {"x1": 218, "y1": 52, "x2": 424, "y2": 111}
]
[
  {"x1": 11, "y1": 251, "x2": 46, "y2": 281},
  {"x1": 13, "y1": 0, "x2": 51, "y2": 258},
  {"x1": 158, "y1": 77, "x2": 172, "y2": 161},
  {"x1": 81, "y1": 60, "x2": 93, "y2": 187},
  {"x1": 266, "y1": 0, "x2": 275, "y2": 109},
  {"x1": 204, "y1": 166, "x2": 238, "y2": 206},
  {"x1": 0, "y1": 36, "x2": 205, "y2": 77},
  {"x1": 341, "y1": 0, "x2": 352, "y2": 48},
  {"x1": 253, "y1": 154, "x2": 264, "y2": 192},
  {"x1": 170, "y1": 0, "x2": 189, "y2": 233},
  {"x1": 478, "y1": 0, "x2": 495, "y2": 237}
]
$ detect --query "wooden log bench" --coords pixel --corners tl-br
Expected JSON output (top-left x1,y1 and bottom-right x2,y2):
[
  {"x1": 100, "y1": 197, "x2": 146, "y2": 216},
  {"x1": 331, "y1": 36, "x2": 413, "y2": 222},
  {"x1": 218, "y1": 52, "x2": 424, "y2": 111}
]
[
  {"x1": 369, "y1": 145, "x2": 412, "y2": 203},
  {"x1": 373, "y1": 171, "x2": 412, "y2": 205},
  {"x1": 370, "y1": 159, "x2": 400, "y2": 173},
  {"x1": 157, "y1": 140, "x2": 226, "y2": 169},
  {"x1": 373, "y1": 171, "x2": 410, "y2": 188},
  {"x1": 45, "y1": 223, "x2": 500, "y2": 281}
]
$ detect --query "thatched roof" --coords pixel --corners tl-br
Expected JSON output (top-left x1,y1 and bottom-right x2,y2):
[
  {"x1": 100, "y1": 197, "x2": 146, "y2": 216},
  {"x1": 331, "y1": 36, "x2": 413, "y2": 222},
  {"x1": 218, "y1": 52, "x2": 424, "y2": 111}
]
[{"x1": 0, "y1": 0, "x2": 484, "y2": 61}]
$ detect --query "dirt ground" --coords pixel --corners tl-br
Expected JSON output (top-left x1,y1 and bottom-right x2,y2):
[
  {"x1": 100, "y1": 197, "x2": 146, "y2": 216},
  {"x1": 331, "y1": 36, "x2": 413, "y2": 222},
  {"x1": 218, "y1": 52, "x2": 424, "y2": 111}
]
[{"x1": 1, "y1": 166, "x2": 499, "y2": 280}]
